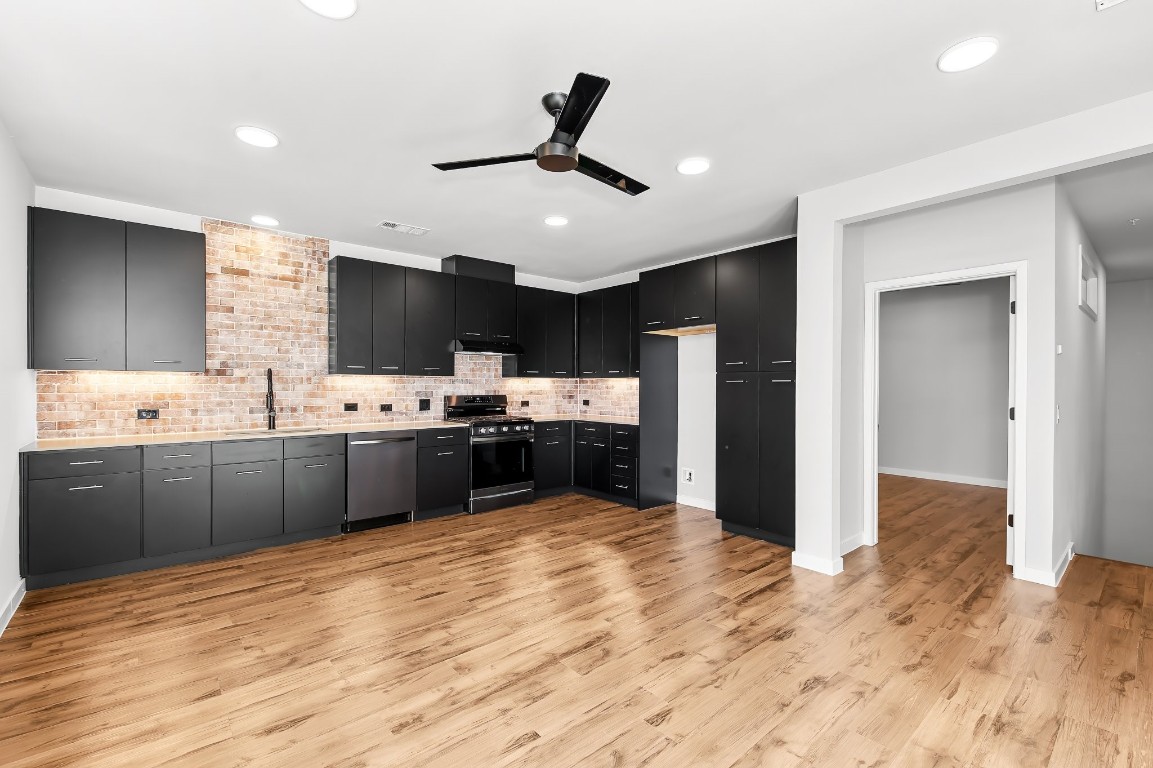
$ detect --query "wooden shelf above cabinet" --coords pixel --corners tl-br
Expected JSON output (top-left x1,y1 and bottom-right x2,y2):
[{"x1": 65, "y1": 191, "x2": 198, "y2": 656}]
[{"x1": 643, "y1": 323, "x2": 717, "y2": 337}]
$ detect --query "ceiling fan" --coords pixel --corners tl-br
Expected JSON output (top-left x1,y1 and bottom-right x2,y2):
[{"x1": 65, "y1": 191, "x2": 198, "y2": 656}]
[{"x1": 432, "y1": 72, "x2": 649, "y2": 196}]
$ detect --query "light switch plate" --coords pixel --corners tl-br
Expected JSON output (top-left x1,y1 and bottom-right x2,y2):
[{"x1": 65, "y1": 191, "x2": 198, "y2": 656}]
[{"x1": 682, "y1": 468, "x2": 695, "y2": 484}]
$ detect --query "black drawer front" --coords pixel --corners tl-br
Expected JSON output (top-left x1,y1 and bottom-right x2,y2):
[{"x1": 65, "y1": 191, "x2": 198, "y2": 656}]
[
  {"x1": 212, "y1": 460, "x2": 284, "y2": 545},
  {"x1": 213, "y1": 439, "x2": 283, "y2": 465},
  {"x1": 610, "y1": 441, "x2": 637, "y2": 458},
  {"x1": 27, "y1": 472, "x2": 142, "y2": 574},
  {"x1": 575, "y1": 422, "x2": 609, "y2": 439},
  {"x1": 417, "y1": 427, "x2": 469, "y2": 448},
  {"x1": 27, "y1": 447, "x2": 141, "y2": 480},
  {"x1": 609, "y1": 424, "x2": 639, "y2": 442},
  {"x1": 143, "y1": 443, "x2": 212, "y2": 470},
  {"x1": 609, "y1": 475, "x2": 637, "y2": 499},
  {"x1": 610, "y1": 456, "x2": 637, "y2": 477},
  {"x1": 142, "y1": 466, "x2": 212, "y2": 557},
  {"x1": 283, "y1": 434, "x2": 345, "y2": 459},
  {"x1": 284, "y1": 456, "x2": 346, "y2": 532},
  {"x1": 536, "y1": 421, "x2": 572, "y2": 438}
]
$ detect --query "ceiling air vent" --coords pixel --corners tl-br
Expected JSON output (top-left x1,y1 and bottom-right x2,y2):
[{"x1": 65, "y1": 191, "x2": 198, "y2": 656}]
[
  {"x1": 378, "y1": 219, "x2": 429, "y2": 236},
  {"x1": 1096, "y1": 0, "x2": 1131, "y2": 9}
]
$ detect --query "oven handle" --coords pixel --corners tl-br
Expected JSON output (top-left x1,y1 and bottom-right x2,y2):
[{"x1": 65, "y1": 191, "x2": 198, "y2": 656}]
[{"x1": 471, "y1": 434, "x2": 535, "y2": 445}]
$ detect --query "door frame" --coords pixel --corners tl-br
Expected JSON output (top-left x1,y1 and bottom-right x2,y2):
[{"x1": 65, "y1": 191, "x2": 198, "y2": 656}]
[{"x1": 861, "y1": 260, "x2": 1028, "y2": 577}]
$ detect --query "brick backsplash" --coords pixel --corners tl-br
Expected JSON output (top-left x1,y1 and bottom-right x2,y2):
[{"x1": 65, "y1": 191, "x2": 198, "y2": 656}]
[{"x1": 35, "y1": 220, "x2": 637, "y2": 438}]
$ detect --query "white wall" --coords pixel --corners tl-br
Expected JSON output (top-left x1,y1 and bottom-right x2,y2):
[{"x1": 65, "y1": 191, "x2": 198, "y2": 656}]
[
  {"x1": 0, "y1": 121, "x2": 36, "y2": 634},
  {"x1": 1053, "y1": 184, "x2": 1107, "y2": 570},
  {"x1": 878, "y1": 279, "x2": 1010, "y2": 487},
  {"x1": 676, "y1": 334, "x2": 716, "y2": 509},
  {"x1": 1100, "y1": 279, "x2": 1153, "y2": 567}
]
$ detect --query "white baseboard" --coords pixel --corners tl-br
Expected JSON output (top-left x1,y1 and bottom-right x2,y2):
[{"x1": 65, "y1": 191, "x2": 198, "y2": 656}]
[
  {"x1": 879, "y1": 467, "x2": 1008, "y2": 489},
  {"x1": 676, "y1": 494, "x2": 716, "y2": 511},
  {"x1": 841, "y1": 532, "x2": 865, "y2": 556},
  {"x1": 791, "y1": 551, "x2": 844, "y2": 576},
  {"x1": 0, "y1": 579, "x2": 26, "y2": 638},
  {"x1": 1015, "y1": 543, "x2": 1074, "y2": 587}
]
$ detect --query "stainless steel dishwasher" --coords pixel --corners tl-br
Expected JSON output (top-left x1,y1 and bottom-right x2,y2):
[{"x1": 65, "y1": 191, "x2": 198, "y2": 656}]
[{"x1": 345, "y1": 431, "x2": 417, "y2": 529}]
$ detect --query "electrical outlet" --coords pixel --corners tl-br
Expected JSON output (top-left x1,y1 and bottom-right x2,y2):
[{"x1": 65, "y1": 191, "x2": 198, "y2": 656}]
[
  {"x1": 380, "y1": 403, "x2": 392, "y2": 412},
  {"x1": 682, "y1": 468, "x2": 695, "y2": 484},
  {"x1": 419, "y1": 398, "x2": 431, "y2": 411},
  {"x1": 582, "y1": 399, "x2": 590, "y2": 407},
  {"x1": 520, "y1": 400, "x2": 529, "y2": 408},
  {"x1": 344, "y1": 403, "x2": 358, "y2": 412},
  {"x1": 136, "y1": 408, "x2": 159, "y2": 420}
]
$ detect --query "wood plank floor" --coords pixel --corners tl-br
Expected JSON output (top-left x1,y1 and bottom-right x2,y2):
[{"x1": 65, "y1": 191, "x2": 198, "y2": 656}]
[{"x1": 1, "y1": 477, "x2": 1150, "y2": 767}]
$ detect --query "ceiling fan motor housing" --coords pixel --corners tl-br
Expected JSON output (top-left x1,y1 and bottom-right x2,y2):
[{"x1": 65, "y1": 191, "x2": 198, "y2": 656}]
[{"x1": 535, "y1": 141, "x2": 579, "y2": 172}]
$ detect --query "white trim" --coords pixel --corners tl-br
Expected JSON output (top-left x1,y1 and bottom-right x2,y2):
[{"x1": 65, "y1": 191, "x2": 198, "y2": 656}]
[
  {"x1": 0, "y1": 579, "x2": 26, "y2": 638},
  {"x1": 863, "y1": 260, "x2": 1029, "y2": 578},
  {"x1": 878, "y1": 468, "x2": 1008, "y2": 489},
  {"x1": 676, "y1": 494, "x2": 716, "y2": 511},
  {"x1": 1016, "y1": 543, "x2": 1074, "y2": 587},
  {"x1": 791, "y1": 551, "x2": 844, "y2": 575},
  {"x1": 841, "y1": 532, "x2": 865, "y2": 555}
]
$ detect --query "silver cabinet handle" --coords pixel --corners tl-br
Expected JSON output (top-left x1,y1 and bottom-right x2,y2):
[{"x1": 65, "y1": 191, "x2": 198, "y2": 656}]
[
  {"x1": 724, "y1": 362, "x2": 746, "y2": 365},
  {"x1": 645, "y1": 321, "x2": 662, "y2": 326},
  {"x1": 64, "y1": 358, "x2": 97, "y2": 362},
  {"x1": 608, "y1": 370, "x2": 622, "y2": 374},
  {"x1": 593, "y1": 443, "x2": 606, "y2": 448},
  {"x1": 494, "y1": 335, "x2": 511, "y2": 339},
  {"x1": 305, "y1": 463, "x2": 328, "y2": 468},
  {"x1": 614, "y1": 464, "x2": 629, "y2": 469},
  {"x1": 68, "y1": 484, "x2": 103, "y2": 491},
  {"x1": 725, "y1": 379, "x2": 747, "y2": 384},
  {"x1": 379, "y1": 366, "x2": 399, "y2": 370},
  {"x1": 582, "y1": 371, "x2": 595, "y2": 375},
  {"x1": 69, "y1": 460, "x2": 104, "y2": 465},
  {"x1": 771, "y1": 360, "x2": 793, "y2": 364},
  {"x1": 615, "y1": 484, "x2": 629, "y2": 490},
  {"x1": 236, "y1": 470, "x2": 263, "y2": 475},
  {"x1": 463, "y1": 332, "x2": 482, "y2": 336},
  {"x1": 164, "y1": 454, "x2": 193, "y2": 459},
  {"x1": 152, "y1": 360, "x2": 182, "y2": 364},
  {"x1": 437, "y1": 451, "x2": 454, "y2": 456},
  {"x1": 436, "y1": 435, "x2": 455, "y2": 439},
  {"x1": 771, "y1": 379, "x2": 793, "y2": 383},
  {"x1": 524, "y1": 370, "x2": 540, "y2": 374},
  {"x1": 546, "y1": 441, "x2": 560, "y2": 446},
  {"x1": 346, "y1": 365, "x2": 367, "y2": 369},
  {"x1": 545, "y1": 427, "x2": 559, "y2": 431},
  {"x1": 553, "y1": 371, "x2": 568, "y2": 375},
  {"x1": 683, "y1": 316, "x2": 702, "y2": 320},
  {"x1": 423, "y1": 367, "x2": 440, "y2": 371},
  {"x1": 163, "y1": 477, "x2": 193, "y2": 483}
]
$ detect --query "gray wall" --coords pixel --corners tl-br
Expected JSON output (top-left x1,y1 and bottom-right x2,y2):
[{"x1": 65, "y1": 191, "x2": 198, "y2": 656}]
[
  {"x1": 677, "y1": 334, "x2": 716, "y2": 508},
  {"x1": 1099, "y1": 279, "x2": 1153, "y2": 567},
  {"x1": 878, "y1": 279, "x2": 1010, "y2": 486}
]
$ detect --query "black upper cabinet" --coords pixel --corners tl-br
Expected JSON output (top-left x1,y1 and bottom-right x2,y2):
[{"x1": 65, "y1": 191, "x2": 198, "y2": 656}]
[
  {"x1": 125, "y1": 223, "x2": 206, "y2": 373},
  {"x1": 455, "y1": 275, "x2": 489, "y2": 341},
  {"x1": 515, "y1": 286, "x2": 548, "y2": 376},
  {"x1": 716, "y1": 247, "x2": 760, "y2": 372},
  {"x1": 329, "y1": 256, "x2": 374, "y2": 374},
  {"x1": 578, "y1": 291, "x2": 603, "y2": 377},
  {"x1": 30, "y1": 208, "x2": 127, "y2": 371},
  {"x1": 759, "y1": 371, "x2": 796, "y2": 542},
  {"x1": 638, "y1": 265, "x2": 675, "y2": 332},
  {"x1": 487, "y1": 280, "x2": 517, "y2": 342},
  {"x1": 716, "y1": 374, "x2": 760, "y2": 528},
  {"x1": 630, "y1": 282, "x2": 641, "y2": 377},
  {"x1": 601, "y1": 284, "x2": 631, "y2": 377},
  {"x1": 405, "y1": 268, "x2": 456, "y2": 376},
  {"x1": 759, "y1": 238, "x2": 797, "y2": 370},
  {"x1": 372, "y1": 262, "x2": 406, "y2": 374},
  {"x1": 674, "y1": 256, "x2": 716, "y2": 327},
  {"x1": 546, "y1": 291, "x2": 575, "y2": 377}
]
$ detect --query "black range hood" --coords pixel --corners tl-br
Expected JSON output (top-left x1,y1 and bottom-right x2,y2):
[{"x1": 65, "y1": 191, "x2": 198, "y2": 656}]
[{"x1": 453, "y1": 339, "x2": 525, "y2": 355}]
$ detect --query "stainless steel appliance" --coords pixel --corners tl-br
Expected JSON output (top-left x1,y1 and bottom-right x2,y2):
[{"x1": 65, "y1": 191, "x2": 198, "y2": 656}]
[
  {"x1": 345, "y1": 431, "x2": 417, "y2": 529},
  {"x1": 444, "y1": 395, "x2": 534, "y2": 513}
]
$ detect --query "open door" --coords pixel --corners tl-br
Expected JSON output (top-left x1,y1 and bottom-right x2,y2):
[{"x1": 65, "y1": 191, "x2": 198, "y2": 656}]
[{"x1": 1006, "y1": 276, "x2": 1017, "y2": 566}]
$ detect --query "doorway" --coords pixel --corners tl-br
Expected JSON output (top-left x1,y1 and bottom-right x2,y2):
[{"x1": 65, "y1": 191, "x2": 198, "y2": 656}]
[{"x1": 862, "y1": 262, "x2": 1028, "y2": 573}]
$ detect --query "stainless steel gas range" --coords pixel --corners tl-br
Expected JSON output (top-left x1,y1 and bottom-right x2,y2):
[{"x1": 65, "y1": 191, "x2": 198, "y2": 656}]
[{"x1": 444, "y1": 395, "x2": 534, "y2": 513}]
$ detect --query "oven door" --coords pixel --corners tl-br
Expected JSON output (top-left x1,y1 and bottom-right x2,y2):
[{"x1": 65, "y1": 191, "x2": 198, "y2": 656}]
[{"x1": 470, "y1": 435, "x2": 534, "y2": 494}]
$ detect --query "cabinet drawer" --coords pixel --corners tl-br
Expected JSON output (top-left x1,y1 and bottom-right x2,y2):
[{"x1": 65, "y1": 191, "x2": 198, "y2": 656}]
[
  {"x1": 283, "y1": 434, "x2": 345, "y2": 459},
  {"x1": 417, "y1": 427, "x2": 468, "y2": 448},
  {"x1": 608, "y1": 475, "x2": 637, "y2": 499},
  {"x1": 143, "y1": 443, "x2": 212, "y2": 470},
  {"x1": 609, "y1": 456, "x2": 637, "y2": 477},
  {"x1": 143, "y1": 466, "x2": 211, "y2": 557},
  {"x1": 609, "y1": 424, "x2": 638, "y2": 442},
  {"x1": 575, "y1": 422, "x2": 609, "y2": 439},
  {"x1": 27, "y1": 472, "x2": 142, "y2": 574},
  {"x1": 27, "y1": 447, "x2": 141, "y2": 480},
  {"x1": 536, "y1": 421, "x2": 572, "y2": 438},
  {"x1": 212, "y1": 460, "x2": 284, "y2": 545},
  {"x1": 213, "y1": 439, "x2": 283, "y2": 465},
  {"x1": 610, "y1": 441, "x2": 637, "y2": 459}
]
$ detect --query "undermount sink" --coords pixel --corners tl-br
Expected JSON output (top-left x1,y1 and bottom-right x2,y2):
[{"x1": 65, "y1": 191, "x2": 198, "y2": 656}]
[{"x1": 224, "y1": 427, "x2": 325, "y2": 437}]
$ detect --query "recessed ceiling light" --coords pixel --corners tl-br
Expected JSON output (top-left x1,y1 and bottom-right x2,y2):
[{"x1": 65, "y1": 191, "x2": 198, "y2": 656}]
[
  {"x1": 676, "y1": 157, "x2": 710, "y2": 175},
  {"x1": 937, "y1": 37, "x2": 999, "y2": 73},
  {"x1": 544, "y1": 216, "x2": 569, "y2": 227},
  {"x1": 234, "y1": 126, "x2": 279, "y2": 148},
  {"x1": 251, "y1": 215, "x2": 280, "y2": 228},
  {"x1": 1131, "y1": 218, "x2": 1141, "y2": 226},
  {"x1": 298, "y1": 0, "x2": 358, "y2": 20}
]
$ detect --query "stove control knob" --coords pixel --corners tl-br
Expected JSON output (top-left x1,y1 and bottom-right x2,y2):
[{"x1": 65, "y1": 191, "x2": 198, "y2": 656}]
[{"x1": 501, "y1": 426, "x2": 509, "y2": 432}]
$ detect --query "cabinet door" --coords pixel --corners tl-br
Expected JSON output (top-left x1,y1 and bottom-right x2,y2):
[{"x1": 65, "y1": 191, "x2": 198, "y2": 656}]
[
  {"x1": 759, "y1": 238, "x2": 797, "y2": 370},
  {"x1": 27, "y1": 472, "x2": 141, "y2": 574},
  {"x1": 758, "y1": 372, "x2": 796, "y2": 541},
  {"x1": 601, "y1": 284, "x2": 631, "y2": 377},
  {"x1": 638, "y1": 265, "x2": 676, "y2": 333},
  {"x1": 284, "y1": 455, "x2": 346, "y2": 532},
  {"x1": 590, "y1": 440, "x2": 611, "y2": 493},
  {"x1": 716, "y1": 247, "x2": 760, "y2": 372},
  {"x1": 404, "y1": 269, "x2": 456, "y2": 376},
  {"x1": 546, "y1": 291, "x2": 575, "y2": 377},
  {"x1": 573, "y1": 438, "x2": 592, "y2": 489},
  {"x1": 143, "y1": 466, "x2": 211, "y2": 556},
  {"x1": 126, "y1": 223, "x2": 206, "y2": 372},
  {"x1": 212, "y1": 460, "x2": 284, "y2": 545},
  {"x1": 30, "y1": 208, "x2": 127, "y2": 370},
  {"x1": 487, "y1": 280, "x2": 517, "y2": 343},
  {"x1": 329, "y1": 256, "x2": 373, "y2": 374},
  {"x1": 417, "y1": 445, "x2": 469, "y2": 510},
  {"x1": 515, "y1": 286, "x2": 548, "y2": 376},
  {"x1": 674, "y1": 256, "x2": 716, "y2": 327},
  {"x1": 372, "y1": 262, "x2": 406, "y2": 374},
  {"x1": 455, "y1": 275, "x2": 489, "y2": 341},
  {"x1": 578, "y1": 290, "x2": 603, "y2": 377},
  {"x1": 717, "y1": 374, "x2": 759, "y2": 528},
  {"x1": 630, "y1": 281, "x2": 641, "y2": 377},
  {"x1": 535, "y1": 434, "x2": 572, "y2": 490}
]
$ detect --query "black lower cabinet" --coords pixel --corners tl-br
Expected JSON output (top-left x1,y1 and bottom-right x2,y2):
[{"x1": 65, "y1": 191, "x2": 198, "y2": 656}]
[
  {"x1": 27, "y1": 472, "x2": 142, "y2": 574},
  {"x1": 534, "y1": 422, "x2": 572, "y2": 491},
  {"x1": 417, "y1": 445, "x2": 468, "y2": 511},
  {"x1": 284, "y1": 456, "x2": 346, "y2": 532},
  {"x1": 759, "y1": 372, "x2": 796, "y2": 542},
  {"x1": 573, "y1": 438, "x2": 592, "y2": 489},
  {"x1": 212, "y1": 461, "x2": 284, "y2": 545},
  {"x1": 716, "y1": 374, "x2": 759, "y2": 529},
  {"x1": 143, "y1": 466, "x2": 211, "y2": 557},
  {"x1": 589, "y1": 439, "x2": 611, "y2": 493}
]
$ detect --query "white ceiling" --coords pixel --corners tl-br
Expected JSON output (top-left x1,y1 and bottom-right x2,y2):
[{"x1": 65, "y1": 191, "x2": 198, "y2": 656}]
[
  {"x1": 2, "y1": 1, "x2": 1153, "y2": 282},
  {"x1": 1061, "y1": 152, "x2": 1153, "y2": 282}
]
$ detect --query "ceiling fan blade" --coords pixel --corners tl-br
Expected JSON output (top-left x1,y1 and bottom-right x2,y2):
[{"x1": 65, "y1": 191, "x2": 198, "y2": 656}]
[
  {"x1": 432, "y1": 153, "x2": 535, "y2": 171},
  {"x1": 554, "y1": 73, "x2": 609, "y2": 144},
  {"x1": 575, "y1": 154, "x2": 650, "y2": 196}
]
